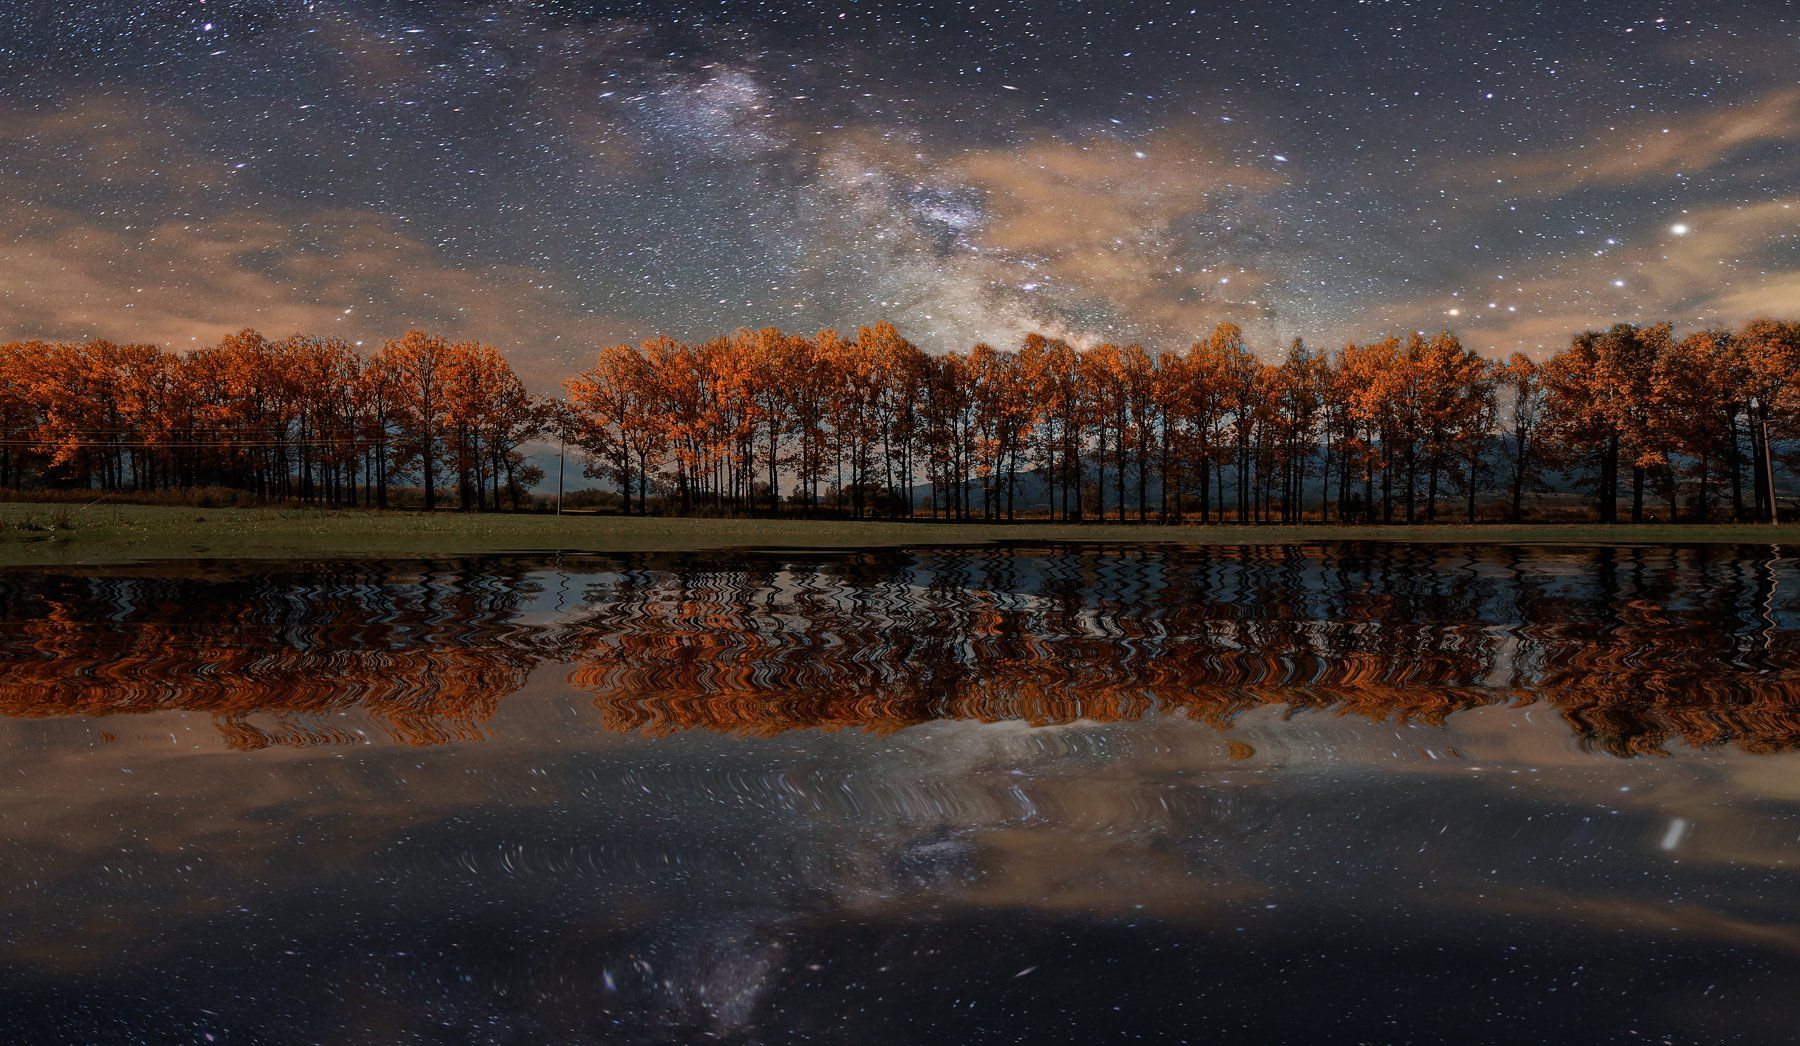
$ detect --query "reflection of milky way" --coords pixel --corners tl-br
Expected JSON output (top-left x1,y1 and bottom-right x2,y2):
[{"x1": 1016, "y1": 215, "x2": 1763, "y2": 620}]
[{"x1": 3, "y1": 544, "x2": 1799, "y2": 756}]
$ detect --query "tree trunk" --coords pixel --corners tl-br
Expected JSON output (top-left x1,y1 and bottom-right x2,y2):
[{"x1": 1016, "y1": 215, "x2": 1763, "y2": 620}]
[
  {"x1": 1724, "y1": 412, "x2": 1743, "y2": 520},
  {"x1": 1467, "y1": 451, "x2": 1478, "y2": 523},
  {"x1": 1599, "y1": 431, "x2": 1619, "y2": 524}
]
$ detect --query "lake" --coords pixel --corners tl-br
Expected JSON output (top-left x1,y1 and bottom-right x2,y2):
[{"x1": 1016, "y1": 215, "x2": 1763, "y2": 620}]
[{"x1": 1, "y1": 543, "x2": 1796, "y2": 1043}]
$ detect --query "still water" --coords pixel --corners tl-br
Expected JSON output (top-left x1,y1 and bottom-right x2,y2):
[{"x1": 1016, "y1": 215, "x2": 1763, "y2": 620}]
[{"x1": 0, "y1": 543, "x2": 1796, "y2": 1043}]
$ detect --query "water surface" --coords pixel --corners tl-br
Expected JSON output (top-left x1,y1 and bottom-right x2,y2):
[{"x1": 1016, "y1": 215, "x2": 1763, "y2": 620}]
[{"x1": 1, "y1": 544, "x2": 1796, "y2": 1043}]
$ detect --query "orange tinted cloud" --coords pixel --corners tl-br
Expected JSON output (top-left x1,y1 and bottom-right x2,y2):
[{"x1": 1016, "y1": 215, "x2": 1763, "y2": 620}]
[
  {"x1": 0, "y1": 94, "x2": 639, "y2": 389},
  {"x1": 1470, "y1": 89, "x2": 1798, "y2": 197}
]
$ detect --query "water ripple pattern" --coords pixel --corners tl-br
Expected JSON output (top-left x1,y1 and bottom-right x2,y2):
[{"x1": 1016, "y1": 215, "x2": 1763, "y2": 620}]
[{"x1": 2, "y1": 543, "x2": 1797, "y2": 755}]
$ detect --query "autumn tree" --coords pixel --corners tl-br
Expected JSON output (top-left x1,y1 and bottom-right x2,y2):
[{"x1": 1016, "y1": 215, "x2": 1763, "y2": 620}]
[
  {"x1": 372, "y1": 330, "x2": 453, "y2": 510},
  {"x1": 1544, "y1": 323, "x2": 1668, "y2": 523},
  {"x1": 1496, "y1": 353, "x2": 1546, "y2": 522},
  {"x1": 1736, "y1": 318, "x2": 1800, "y2": 522},
  {"x1": 8, "y1": 315, "x2": 1800, "y2": 526},
  {"x1": 565, "y1": 342, "x2": 670, "y2": 514}
]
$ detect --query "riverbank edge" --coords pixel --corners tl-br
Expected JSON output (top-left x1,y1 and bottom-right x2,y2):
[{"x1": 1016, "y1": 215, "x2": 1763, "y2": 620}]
[{"x1": 5, "y1": 501, "x2": 1800, "y2": 567}]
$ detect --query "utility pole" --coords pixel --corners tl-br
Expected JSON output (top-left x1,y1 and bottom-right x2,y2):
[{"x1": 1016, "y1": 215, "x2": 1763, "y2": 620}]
[{"x1": 556, "y1": 426, "x2": 566, "y2": 516}]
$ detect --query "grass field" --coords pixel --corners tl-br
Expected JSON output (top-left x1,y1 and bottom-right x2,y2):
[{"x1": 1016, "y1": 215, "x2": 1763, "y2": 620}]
[{"x1": 5, "y1": 501, "x2": 1800, "y2": 566}]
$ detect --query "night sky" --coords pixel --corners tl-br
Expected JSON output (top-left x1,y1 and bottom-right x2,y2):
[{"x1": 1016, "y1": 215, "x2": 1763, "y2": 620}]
[{"x1": 2, "y1": 1, "x2": 1794, "y2": 386}]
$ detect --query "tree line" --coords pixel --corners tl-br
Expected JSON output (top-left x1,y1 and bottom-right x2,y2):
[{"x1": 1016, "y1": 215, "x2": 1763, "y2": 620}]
[
  {"x1": 4, "y1": 317, "x2": 1798, "y2": 522},
  {"x1": 0, "y1": 329, "x2": 544, "y2": 509},
  {"x1": 565, "y1": 318, "x2": 1800, "y2": 524}
]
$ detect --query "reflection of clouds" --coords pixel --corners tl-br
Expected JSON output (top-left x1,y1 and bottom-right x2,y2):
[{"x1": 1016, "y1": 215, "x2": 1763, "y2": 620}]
[
  {"x1": 2, "y1": 543, "x2": 1798, "y2": 1005},
  {"x1": 0, "y1": 694, "x2": 1794, "y2": 1040},
  {"x1": 1489, "y1": 890, "x2": 1800, "y2": 955},
  {"x1": 615, "y1": 918, "x2": 790, "y2": 1033}
]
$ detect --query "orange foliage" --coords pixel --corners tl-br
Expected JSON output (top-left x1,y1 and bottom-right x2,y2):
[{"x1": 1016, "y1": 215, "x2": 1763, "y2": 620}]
[
  {"x1": 5, "y1": 317, "x2": 1799, "y2": 520},
  {"x1": 0, "y1": 329, "x2": 544, "y2": 508}
]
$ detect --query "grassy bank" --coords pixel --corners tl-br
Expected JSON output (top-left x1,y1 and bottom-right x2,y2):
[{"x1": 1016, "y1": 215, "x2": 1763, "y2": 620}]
[{"x1": 5, "y1": 501, "x2": 1800, "y2": 566}]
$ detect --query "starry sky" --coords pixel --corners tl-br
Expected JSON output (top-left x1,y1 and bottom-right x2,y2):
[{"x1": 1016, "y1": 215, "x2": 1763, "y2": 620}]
[{"x1": 2, "y1": 1, "x2": 1795, "y2": 387}]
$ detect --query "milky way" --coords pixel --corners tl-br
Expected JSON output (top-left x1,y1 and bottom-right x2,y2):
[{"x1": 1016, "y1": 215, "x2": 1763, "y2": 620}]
[{"x1": 1, "y1": 1, "x2": 1794, "y2": 386}]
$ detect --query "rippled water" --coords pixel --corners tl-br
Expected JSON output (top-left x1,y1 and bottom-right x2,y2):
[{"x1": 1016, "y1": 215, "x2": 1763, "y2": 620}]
[{"x1": 1, "y1": 543, "x2": 1796, "y2": 1043}]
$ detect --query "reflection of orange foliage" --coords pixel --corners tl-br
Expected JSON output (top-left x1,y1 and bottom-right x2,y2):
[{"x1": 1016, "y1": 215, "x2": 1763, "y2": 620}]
[
  {"x1": 0, "y1": 569, "x2": 547, "y2": 749},
  {"x1": 561, "y1": 550, "x2": 1800, "y2": 756},
  {"x1": 1, "y1": 548, "x2": 1798, "y2": 756},
  {"x1": 567, "y1": 615, "x2": 1800, "y2": 757},
  {"x1": 0, "y1": 631, "x2": 526, "y2": 750}
]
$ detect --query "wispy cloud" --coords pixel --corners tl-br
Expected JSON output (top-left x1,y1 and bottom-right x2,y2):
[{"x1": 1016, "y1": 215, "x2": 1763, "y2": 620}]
[
  {"x1": 1348, "y1": 194, "x2": 1800, "y2": 353},
  {"x1": 0, "y1": 95, "x2": 638, "y2": 387},
  {"x1": 1471, "y1": 88, "x2": 1798, "y2": 197}
]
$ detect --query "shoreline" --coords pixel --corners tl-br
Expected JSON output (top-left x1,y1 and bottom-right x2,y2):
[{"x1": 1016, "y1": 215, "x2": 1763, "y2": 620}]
[{"x1": 5, "y1": 501, "x2": 1800, "y2": 566}]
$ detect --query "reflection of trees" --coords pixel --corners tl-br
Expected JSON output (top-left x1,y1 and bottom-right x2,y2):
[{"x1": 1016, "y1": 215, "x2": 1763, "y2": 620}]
[
  {"x1": 0, "y1": 564, "x2": 551, "y2": 749},
  {"x1": 570, "y1": 546, "x2": 1800, "y2": 756},
  {"x1": 1, "y1": 546, "x2": 1797, "y2": 755},
  {"x1": 1504, "y1": 546, "x2": 1800, "y2": 755}
]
